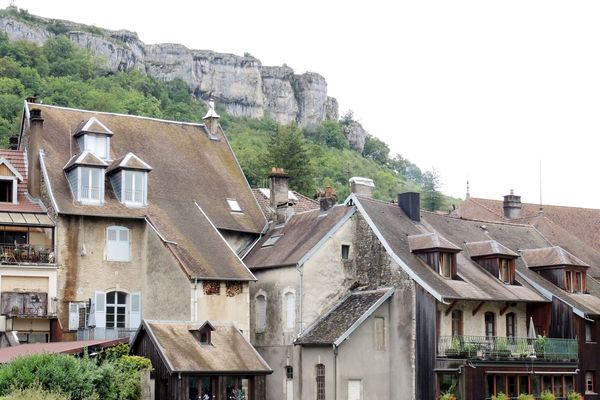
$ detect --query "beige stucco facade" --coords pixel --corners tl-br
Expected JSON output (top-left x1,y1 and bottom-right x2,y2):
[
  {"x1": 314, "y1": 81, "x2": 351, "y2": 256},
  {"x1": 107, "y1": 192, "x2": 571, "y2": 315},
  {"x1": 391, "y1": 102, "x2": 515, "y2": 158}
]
[
  {"x1": 438, "y1": 300, "x2": 528, "y2": 338},
  {"x1": 196, "y1": 281, "x2": 250, "y2": 336}
]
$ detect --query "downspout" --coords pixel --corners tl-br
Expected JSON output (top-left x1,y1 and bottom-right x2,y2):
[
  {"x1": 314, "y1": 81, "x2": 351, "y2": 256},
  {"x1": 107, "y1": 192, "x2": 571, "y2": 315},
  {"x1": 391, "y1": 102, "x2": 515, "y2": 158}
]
[
  {"x1": 296, "y1": 262, "x2": 304, "y2": 334},
  {"x1": 333, "y1": 345, "x2": 338, "y2": 400}
]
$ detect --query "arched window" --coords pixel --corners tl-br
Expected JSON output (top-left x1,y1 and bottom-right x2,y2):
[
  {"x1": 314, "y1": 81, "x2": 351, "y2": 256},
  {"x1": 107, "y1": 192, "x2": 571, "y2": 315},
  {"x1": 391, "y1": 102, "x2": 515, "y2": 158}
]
[
  {"x1": 506, "y1": 312, "x2": 516, "y2": 338},
  {"x1": 256, "y1": 294, "x2": 266, "y2": 333},
  {"x1": 284, "y1": 292, "x2": 295, "y2": 331},
  {"x1": 316, "y1": 364, "x2": 325, "y2": 400},
  {"x1": 485, "y1": 312, "x2": 496, "y2": 339},
  {"x1": 106, "y1": 226, "x2": 130, "y2": 261}
]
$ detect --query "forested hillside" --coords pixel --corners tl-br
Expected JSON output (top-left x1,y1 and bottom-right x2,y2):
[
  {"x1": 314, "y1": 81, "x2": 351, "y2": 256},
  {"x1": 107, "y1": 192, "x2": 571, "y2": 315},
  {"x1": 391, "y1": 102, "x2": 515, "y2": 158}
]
[{"x1": 0, "y1": 27, "x2": 459, "y2": 210}]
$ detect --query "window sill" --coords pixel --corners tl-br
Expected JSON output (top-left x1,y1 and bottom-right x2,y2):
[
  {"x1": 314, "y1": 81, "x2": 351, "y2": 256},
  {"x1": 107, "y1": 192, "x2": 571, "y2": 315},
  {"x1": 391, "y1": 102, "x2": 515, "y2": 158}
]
[{"x1": 122, "y1": 202, "x2": 146, "y2": 208}]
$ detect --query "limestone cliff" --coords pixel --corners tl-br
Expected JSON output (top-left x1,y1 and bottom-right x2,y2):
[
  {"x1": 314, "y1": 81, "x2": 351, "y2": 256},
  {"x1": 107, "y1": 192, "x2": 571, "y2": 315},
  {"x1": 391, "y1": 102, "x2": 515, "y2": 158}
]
[{"x1": 0, "y1": 9, "x2": 338, "y2": 130}]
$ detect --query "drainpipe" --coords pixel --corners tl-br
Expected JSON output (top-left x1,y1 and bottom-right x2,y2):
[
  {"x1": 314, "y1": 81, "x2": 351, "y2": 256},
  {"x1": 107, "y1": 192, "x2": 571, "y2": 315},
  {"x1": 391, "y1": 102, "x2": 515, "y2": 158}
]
[
  {"x1": 193, "y1": 278, "x2": 198, "y2": 321},
  {"x1": 296, "y1": 263, "x2": 304, "y2": 333},
  {"x1": 333, "y1": 345, "x2": 338, "y2": 400}
]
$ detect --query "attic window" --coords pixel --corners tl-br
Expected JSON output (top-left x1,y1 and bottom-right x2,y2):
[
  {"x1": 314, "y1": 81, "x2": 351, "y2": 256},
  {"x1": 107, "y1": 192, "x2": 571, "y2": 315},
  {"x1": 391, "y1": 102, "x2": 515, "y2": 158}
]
[
  {"x1": 565, "y1": 270, "x2": 585, "y2": 293},
  {"x1": 227, "y1": 199, "x2": 242, "y2": 212},
  {"x1": 0, "y1": 179, "x2": 16, "y2": 203},
  {"x1": 499, "y1": 258, "x2": 515, "y2": 284},
  {"x1": 440, "y1": 253, "x2": 453, "y2": 278},
  {"x1": 200, "y1": 331, "x2": 210, "y2": 344},
  {"x1": 262, "y1": 234, "x2": 282, "y2": 247}
]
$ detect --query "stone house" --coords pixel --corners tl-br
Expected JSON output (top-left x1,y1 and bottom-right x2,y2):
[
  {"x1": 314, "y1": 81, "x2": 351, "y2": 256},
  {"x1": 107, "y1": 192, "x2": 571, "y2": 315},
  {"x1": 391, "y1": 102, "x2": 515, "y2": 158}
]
[{"x1": 16, "y1": 99, "x2": 268, "y2": 349}]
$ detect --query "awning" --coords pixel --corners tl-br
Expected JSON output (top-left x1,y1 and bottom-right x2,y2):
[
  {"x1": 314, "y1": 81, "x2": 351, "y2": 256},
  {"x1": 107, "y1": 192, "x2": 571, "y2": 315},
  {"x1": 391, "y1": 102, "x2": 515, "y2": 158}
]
[{"x1": 0, "y1": 213, "x2": 53, "y2": 226}]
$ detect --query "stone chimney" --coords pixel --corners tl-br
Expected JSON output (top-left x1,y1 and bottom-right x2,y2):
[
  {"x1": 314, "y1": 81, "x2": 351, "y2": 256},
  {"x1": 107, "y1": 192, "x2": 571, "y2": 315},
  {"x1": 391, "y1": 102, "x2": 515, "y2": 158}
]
[
  {"x1": 398, "y1": 192, "x2": 420, "y2": 222},
  {"x1": 269, "y1": 167, "x2": 292, "y2": 224},
  {"x1": 27, "y1": 107, "x2": 44, "y2": 197},
  {"x1": 503, "y1": 190, "x2": 522, "y2": 219},
  {"x1": 202, "y1": 99, "x2": 220, "y2": 138},
  {"x1": 319, "y1": 186, "x2": 337, "y2": 211},
  {"x1": 349, "y1": 177, "x2": 375, "y2": 198}
]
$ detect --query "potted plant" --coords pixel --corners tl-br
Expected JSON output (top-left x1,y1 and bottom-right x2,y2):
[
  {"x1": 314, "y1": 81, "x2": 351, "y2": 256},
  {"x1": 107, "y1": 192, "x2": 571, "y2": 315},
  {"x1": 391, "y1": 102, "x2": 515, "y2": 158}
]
[
  {"x1": 492, "y1": 392, "x2": 507, "y2": 400},
  {"x1": 516, "y1": 340, "x2": 529, "y2": 358},
  {"x1": 445, "y1": 337, "x2": 462, "y2": 357},
  {"x1": 567, "y1": 392, "x2": 583, "y2": 400},
  {"x1": 439, "y1": 384, "x2": 457, "y2": 400},
  {"x1": 461, "y1": 342, "x2": 477, "y2": 358},
  {"x1": 492, "y1": 337, "x2": 511, "y2": 358},
  {"x1": 518, "y1": 394, "x2": 534, "y2": 400},
  {"x1": 540, "y1": 391, "x2": 555, "y2": 400},
  {"x1": 535, "y1": 335, "x2": 547, "y2": 358}
]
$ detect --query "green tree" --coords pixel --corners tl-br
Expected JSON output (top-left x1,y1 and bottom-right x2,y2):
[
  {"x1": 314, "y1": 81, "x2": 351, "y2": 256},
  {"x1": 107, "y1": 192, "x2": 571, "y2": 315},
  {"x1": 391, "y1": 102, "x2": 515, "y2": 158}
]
[
  {"x1": 362, "y1": 134, "x2": 390, "y2": 164},
  {"x1": 421, "y1": 169, "x2": 442, "y2": 211},
  {"x1": 43, "y1": 36, "x2": 94, "y2": 80},
  {"x1": 267, "y1": 124, "x2": 315, "y2": 195},
  {"x1": 309, "y1": 120, "x2": 348, "y2": 149}
]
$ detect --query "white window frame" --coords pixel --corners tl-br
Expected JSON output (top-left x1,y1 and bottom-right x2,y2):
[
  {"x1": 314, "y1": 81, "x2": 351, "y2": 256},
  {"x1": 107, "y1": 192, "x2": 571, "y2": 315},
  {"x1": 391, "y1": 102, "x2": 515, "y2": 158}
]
[
  {"x1": 83, "y1": 133, "x2": 109, "y2": 160},
  {"x1": 283, "y1": 290, "x2": 295, "y2": 332},
  {"x1": 77, "y1": 167, "x2": 104, "y2": 204},
  {"x1": 255, "y1": 292, "x2": 267, "y2": 333},
  {"x1": 347, "y1": 379, "x2": 363, "y2": 400},
  {"x1": 121, "y1": 170, "x2": 147, "y2": 207},
  {"x1": 227, "y1": 198, "x2": 242, "y2": 212},
  {"x1": 106, "y1": 226, "x2": 130, "y2": 262},
  {"x1": 0, "y1": 176, "x2": 17, "y2": 204}
]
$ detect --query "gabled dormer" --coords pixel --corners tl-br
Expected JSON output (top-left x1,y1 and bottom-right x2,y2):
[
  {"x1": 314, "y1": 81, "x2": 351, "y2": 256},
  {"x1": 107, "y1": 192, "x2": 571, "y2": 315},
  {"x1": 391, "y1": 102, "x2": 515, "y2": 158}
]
[
  {"x1": 521, "y1": 246, "x2": 589, "y2": 293},
  {"x1": 408, "y1": 232, "x2": 461, "y2": 278},
  {"x1": 73, "y1": 117, "x2": 113, "y2": 160},
  {"x1": 0, "y1": 156, "x2": 23, "y2": 204},
  {"x1": 106, "y1": 153, "x2": 152, "y2": 207},
  {"x1": 465, "y1": 240, "x2": 519, "y2": 284},
  {"x1": 64, "y1": 151, "x2": 108, "y2": 204},
  {"x1": 190, "y1": 320, "x2": 216, "y2": 346}
]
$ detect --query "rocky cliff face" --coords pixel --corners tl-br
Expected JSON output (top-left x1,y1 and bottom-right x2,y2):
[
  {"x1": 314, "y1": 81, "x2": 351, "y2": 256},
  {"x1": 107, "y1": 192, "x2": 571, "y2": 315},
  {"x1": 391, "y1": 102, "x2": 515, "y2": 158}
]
[{"x1": 0, "y1": 10, "x2": 338, "y2": 130}]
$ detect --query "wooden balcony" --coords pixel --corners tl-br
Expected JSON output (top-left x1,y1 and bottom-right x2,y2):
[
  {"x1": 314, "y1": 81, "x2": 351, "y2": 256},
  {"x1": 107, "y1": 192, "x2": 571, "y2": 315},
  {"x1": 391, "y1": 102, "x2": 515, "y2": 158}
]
[{"x1": 438, "y1": 335, "x2": 578, "y2": 362}]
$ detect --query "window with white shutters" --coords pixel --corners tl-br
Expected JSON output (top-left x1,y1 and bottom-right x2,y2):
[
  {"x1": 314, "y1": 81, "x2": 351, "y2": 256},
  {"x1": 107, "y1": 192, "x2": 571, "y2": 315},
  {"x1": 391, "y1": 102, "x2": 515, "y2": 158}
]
[
  {"x1": 284, "y1": 292, "x2": 295, "y2": 331},
  {"x1": 106, "y1": 226, "x2": 130, "y2": 261},
  {"x1": 122, "y1": 170, "x2": 146, "y2": 205},
  {"x1": 256, "y1": 294, "x2": 266, "y2": 333}
]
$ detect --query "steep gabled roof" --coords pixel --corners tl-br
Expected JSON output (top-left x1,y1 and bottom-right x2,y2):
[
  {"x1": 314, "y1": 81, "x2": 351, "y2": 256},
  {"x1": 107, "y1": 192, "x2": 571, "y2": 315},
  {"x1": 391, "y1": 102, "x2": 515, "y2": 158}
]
[
  {"x1": 350, "y1": 195, "x2": 546, "y2": 303},
  {"x1": 73, "y1": 116, "x2": 114, "y2": 137},
  {"x1": 252, "y1": 188, "x2": 319, "y2": 216},
  {"x1": 106, "y1": 152, "x2": 152, "y2": 174},
  {"x1": 295, "y1": 288, "x2": 394, "y2": 346},
  {"x1": 244, "y1": 205, "x2": 356, "y2": 270},
  {"x1": 63, "y1": 151, "x2": 108, "y2": 171},
  {"x1": 132, "y1": 320, "x2": 271, "y2": 374},
  {"x1": 23, "y1": 103, "x2": 266, "y2": 233}
]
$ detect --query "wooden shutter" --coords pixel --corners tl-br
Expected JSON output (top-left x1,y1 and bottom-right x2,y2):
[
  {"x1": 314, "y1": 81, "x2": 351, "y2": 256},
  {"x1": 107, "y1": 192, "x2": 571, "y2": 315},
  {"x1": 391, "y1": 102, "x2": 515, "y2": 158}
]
[
  {"x1": 68, "y1": 302, "x2": 79, "y2": 331},
  {"x1": 94, "y1": 291, "x2": 106, "y2": 328},
  {"x1": 129, "y1": 292, "x2": 141, "y2": 329},
  {"x1": 347, "y1": 380, "x2": 362, "y2": 400}
]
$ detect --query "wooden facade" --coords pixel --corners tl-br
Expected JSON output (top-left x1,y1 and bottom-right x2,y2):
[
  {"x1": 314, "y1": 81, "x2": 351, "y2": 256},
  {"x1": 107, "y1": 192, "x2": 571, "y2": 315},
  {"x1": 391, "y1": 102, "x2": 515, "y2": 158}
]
[{"x1": 416, "y1": 286, "x2": 437, "y2": 400}]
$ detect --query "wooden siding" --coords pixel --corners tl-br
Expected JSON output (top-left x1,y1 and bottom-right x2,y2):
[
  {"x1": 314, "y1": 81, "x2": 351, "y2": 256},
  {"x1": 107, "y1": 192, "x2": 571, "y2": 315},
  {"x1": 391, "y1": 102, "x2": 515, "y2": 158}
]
[
  {"x1": 476, "y1": 258, "x2": 499, "y2": 279},
  {"x1": 550, "y1": 297, "x2": 573, "y2": 339},
  {"x1": 528, "y1": 302, "x2": 552, "y2": 337},
  {"x1": 416, "y1": 285, "x2": 436, "y2": 400},
  {"x1": 0, "y1": 164, "x2": 15, "y2": 177},
  {"x1": 574, "y1": 315, "x2": 600, "y2": 398},
  {"x1": 417, "y1": 252, "x2": 437, "y2": 272},
  {"x1": 539, "y1": 268, "x2": 564, "y2": 289}
]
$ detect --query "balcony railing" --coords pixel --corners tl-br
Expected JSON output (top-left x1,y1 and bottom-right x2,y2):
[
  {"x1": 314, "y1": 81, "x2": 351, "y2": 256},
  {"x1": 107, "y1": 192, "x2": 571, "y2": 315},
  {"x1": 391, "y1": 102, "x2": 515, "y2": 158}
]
[
  {"x1": 438, "y1": 335, "x2": 578, "y2": 361},
  {"x1": 0, "y1": 244, "x2": 54, "y2": 264},
  {"x1": 77, "y1": 327, "x2": 138, "y2": 341}
]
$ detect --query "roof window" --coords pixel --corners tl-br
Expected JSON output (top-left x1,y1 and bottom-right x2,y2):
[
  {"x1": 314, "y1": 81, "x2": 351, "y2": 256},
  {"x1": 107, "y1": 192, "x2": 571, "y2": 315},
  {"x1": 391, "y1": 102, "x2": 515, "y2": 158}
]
[
  {"x1": 262, "y1": 234, "x2": 283, "y2": 247},
  {"x1": 227, "y1": 199, "x2": 242, "y2": 212}
]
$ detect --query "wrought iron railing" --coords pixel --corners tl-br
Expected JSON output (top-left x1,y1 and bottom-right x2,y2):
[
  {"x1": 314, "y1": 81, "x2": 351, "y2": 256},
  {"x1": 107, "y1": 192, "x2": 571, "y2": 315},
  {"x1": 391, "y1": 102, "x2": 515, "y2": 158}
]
[
  {"x1": 77, "y1": 327, "x2": 137, "y2": 341},
  {"x1": 438, "y1": 335, "x2": 578, "y2": 361}
]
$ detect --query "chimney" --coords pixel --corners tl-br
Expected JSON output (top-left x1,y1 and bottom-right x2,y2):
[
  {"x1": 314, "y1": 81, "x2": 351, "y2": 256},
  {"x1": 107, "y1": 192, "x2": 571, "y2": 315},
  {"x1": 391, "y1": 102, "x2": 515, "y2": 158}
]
[
  {"x1": 349, "y1": 177, "x2": 375, "y2": 198},
  {"x1": 8, "y1": 136, "x2": 18, "y2": 150},
  {"x1": 27, "y1": 108, "x2": 44, "y2": 197},
  {"x1": 202, "y1": 99, "x2": 220, "y2": 138},
  {"x1": 269, "y1": 167, "x2": 291, "y2": 224},
  {"x1": 26, "y1": 95, "x2": 38, "y2": 104},
  {"x1": 503, "y1": 190, "x2": 521, "y2": 219},
  {"x1": 398, "y1": 192, "x2": 420, "y2": 222},
  {"x1": 319, "y1": 186, "x2": 337, "y2": 211}
]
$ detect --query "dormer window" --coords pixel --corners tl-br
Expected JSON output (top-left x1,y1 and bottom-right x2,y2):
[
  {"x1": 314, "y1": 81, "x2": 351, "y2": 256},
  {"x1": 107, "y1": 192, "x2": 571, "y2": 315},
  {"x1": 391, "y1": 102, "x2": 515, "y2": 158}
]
[
  {"x1": 407, "y1": 233, "x2": 461, "y2": 279},
  {"x1": 0, "y1": 156, "x2": 24, "y2": 204},
  {"x1": 73, "y1": 117, "x2": 113, "y2": 160},
  {"x1": 64, "y1": 152, "x2": 108, "y2": 205},
  {"x1": 499, "y1": 258, "x2": 515, "y2": 283},
  {"x1": 565, "y1": 270, "x2": 586, "y2": 293},
  {"x1": 521, "y1": 246, "x2": 590, "y2": 292},
  {"x1": 106, "y1": 153, "x2": 151, "y2": 207},
  {"x1": 191, "y1": 321, "x2": 215, "y2": 346},
  {"x1": 465, "y1": 240, "x2": 519, "y2": 285}
]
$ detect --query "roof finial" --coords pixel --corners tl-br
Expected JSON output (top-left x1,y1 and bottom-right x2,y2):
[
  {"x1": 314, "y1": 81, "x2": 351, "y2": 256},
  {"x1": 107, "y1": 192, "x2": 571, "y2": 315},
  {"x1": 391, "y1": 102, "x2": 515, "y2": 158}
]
[
  {"x1": 202, "y1": 98, "x2": 220, "y2": 120},
  {"x1": 466, "y1": 179, "x2": 470, "y2": 199}
]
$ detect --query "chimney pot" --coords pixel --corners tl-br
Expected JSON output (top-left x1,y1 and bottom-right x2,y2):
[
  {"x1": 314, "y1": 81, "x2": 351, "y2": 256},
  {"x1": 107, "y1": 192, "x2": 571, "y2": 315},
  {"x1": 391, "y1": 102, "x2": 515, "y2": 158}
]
[
  {"x1": 8, "y1": 137, "x2": 18, "y2": 150},
  {"x1": 398, "y1": 192, "x2": 421, "y2": 221},
  {"x1": 503, "y1": 192, "x2": 522, "y2": 219},
  {"x1": 26, "y1": 95, "x2": 38, "y2": 104}
]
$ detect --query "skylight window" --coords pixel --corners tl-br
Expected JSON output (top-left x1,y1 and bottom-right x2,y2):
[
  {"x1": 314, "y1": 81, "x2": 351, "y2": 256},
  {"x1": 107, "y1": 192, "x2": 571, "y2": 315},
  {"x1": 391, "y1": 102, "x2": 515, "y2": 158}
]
[
  {"x1": 262, "y1": 234, "x2": 283, "y2": 247},
  {"x1": 227, "y1": 199, "x2": 242, "y2": 212}
]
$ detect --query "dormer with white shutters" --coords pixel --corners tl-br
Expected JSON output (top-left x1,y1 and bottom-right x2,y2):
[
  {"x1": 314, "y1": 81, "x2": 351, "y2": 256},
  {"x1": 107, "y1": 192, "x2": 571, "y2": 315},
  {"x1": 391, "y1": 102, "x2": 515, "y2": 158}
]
[
  {"x1": 73, "y1": 117, "x2": 113, "y2": 160},
  {"x1": 64, "y1": 151, "x2": 108, "y2": 205},
  {"x1": 106, "y1": 153, "x2": 152, "y2": 207}
]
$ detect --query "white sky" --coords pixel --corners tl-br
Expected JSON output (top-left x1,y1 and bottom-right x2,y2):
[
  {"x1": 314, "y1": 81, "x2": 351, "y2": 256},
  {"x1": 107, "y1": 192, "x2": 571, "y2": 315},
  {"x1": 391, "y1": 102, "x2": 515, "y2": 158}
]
[{"x1": 3, "y1": 0, "x2": 600, "y2": 208}]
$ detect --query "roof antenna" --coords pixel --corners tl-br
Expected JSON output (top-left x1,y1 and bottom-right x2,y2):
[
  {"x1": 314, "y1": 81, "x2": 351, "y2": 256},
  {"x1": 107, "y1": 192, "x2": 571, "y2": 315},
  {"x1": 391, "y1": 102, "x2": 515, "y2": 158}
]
[{"x1": 539, "y1": 159, "x2": 544, "y2": 214}]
